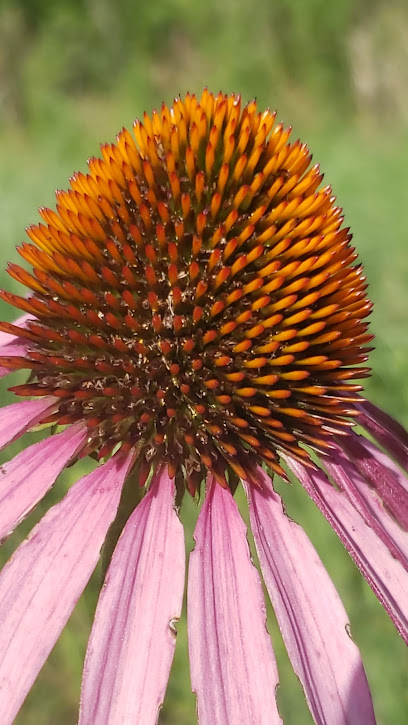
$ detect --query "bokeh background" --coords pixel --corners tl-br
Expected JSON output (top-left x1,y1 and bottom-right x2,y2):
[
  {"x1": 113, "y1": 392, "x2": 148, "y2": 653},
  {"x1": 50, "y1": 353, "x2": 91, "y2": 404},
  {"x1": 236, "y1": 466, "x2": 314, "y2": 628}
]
[{"x1": 1, "y1": 0, "x2": 408, "y2": 722}]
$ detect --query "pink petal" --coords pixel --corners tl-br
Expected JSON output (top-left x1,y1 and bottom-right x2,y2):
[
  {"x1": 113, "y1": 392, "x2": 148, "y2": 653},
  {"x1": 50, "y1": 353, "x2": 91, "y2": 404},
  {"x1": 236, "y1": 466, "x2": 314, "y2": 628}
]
[
  {"x1": 0, "y1": 448, "x2": 135, "y2": 724},
  {"x1": 286, "y1": 455, "x2": 408, "y2": 644},
  {"x1": 340, "y1": 432, "x2": 408, "y2": 530},
  {"x1": 326, "y1": 441, "x2": 408, "y2": 570},
  {"x1": 0, "y1": 397, "x2": 56, "y2": 451},
  {"x1": 0, "y1": 423, "x2": 88, "y2": 542},
  {"x1": 188, "y1": 476, "x2": 281, "y2": 725},
  {"x1": 356, "y1": 400, "x2": 408, "y2": 470},
  {"x1": 79, "y1": 466, "x2": 185, "y2": 724},
  {"x1": 245, "y1": 469, "x2": 376, "y2": 725},
  {"x1": 0, "y1": 313, "x2": 33, "y2": 347},
  {"x1": 0, "y1": 342, "x2": 29, "y2": 379}
]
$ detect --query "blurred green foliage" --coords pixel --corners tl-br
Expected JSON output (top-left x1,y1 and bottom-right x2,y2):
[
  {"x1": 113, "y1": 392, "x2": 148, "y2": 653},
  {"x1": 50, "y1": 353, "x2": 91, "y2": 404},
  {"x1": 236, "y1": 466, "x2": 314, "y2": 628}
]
[{"x1": 0, "y1": 0, "x2": 408, "y2": 723}]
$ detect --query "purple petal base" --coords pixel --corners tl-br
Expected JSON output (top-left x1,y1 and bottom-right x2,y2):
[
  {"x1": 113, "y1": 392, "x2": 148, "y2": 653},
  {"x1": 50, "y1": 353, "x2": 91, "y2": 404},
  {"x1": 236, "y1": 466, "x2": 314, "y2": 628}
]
[
  {"x1": 356, "y1": 400, "x2": 408, "y2": 470},
  {"x1": 340, "y1": 431, "x2": 408, "y2": 531}
]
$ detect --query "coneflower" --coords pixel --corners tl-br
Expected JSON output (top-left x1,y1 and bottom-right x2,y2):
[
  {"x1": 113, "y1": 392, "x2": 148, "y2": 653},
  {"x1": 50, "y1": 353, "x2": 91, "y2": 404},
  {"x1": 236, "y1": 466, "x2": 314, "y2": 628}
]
[{"x1": 0, "y1": 89, "x2": 406, "y2": 724}]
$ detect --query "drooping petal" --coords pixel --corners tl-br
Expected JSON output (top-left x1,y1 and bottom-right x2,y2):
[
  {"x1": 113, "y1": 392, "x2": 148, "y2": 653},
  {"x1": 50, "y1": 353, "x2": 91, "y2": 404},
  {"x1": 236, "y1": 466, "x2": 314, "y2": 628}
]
[
  {"x1": 324, "y1": 442, "x2": 408, "y2": 571},
  {"x1": 188, "y1": 476, "x2": 281, "y2": 725},
  {"x1": 358, "y1": 436, "x2": 408, "y2": 493},
  {"x1": 0, "y1": 448, "x2": 135, "y2": 724},
  {"x1": 0, "y1": 313, "x2": 33, "y2": 347},
  {"x1": 245, "y1": 469, "x2": 376, "y2": 725},
  {"x1": 340, "y1": 432, "x2": 408, "y2": 530},
  {"x1": 0, "y1": 422, "x2": 88, "y2": 542},
  {"x1": 79, "y1": 466, "x2": 185, "y2": 724},
  {"x1": 286, "y1": 455, "x2": 408, "y2": 644},
  {"x1": 0, "y1": 397, "x2": 56, "y2": 451},
  {"x1": 356, "y1": 400, "x2": 408, "y2": 470}
]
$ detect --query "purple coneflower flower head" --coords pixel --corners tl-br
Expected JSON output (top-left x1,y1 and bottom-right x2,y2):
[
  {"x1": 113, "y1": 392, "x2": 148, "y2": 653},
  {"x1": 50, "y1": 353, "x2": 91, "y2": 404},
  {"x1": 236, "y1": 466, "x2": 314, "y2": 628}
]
[{"x1": 0, "y1": 89, "x2": 407, "y2": 724}]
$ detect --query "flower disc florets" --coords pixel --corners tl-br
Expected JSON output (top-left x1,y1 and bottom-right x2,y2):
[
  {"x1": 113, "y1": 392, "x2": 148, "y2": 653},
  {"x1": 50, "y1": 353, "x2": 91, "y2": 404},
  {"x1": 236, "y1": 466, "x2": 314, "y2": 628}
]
[{"x1": 0, "y1": 90, "x2": 373, "y2": 492}]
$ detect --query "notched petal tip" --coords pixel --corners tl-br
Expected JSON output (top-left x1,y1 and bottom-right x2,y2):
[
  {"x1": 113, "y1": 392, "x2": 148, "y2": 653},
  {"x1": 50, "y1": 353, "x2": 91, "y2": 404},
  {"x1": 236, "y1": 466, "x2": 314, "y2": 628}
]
[{"x1": 168, "y1": 617, "x2": 179, "y2": 639}]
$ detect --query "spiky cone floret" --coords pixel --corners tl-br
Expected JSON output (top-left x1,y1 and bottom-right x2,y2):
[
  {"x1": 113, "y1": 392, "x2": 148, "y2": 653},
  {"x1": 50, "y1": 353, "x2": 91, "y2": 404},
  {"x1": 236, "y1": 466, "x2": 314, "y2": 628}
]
[{"x1": 0, "y1": 90, "x2": 373, "y2": 496}]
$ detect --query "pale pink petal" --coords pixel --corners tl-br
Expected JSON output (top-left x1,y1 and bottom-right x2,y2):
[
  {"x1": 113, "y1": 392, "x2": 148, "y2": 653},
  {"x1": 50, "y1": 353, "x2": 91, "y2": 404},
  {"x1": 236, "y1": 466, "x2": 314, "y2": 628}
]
[
  {"x1": 188, "y1": 476, "x2": 281, "y2": 725},
  {"x1": 0, "y1": 448, "x2": 135, "y2": 724},
  {"x1": 340, "y1": 432, "x2": 408, "y2": 530},
  {"x1": 0, "y1": 397, "x2": 56, "y2": 451},
  {"x1": 286, "y1": 455, "x2": 408, "y2": 644},
  {"x1": 245, "y1": 469, "x2": 375, "y2": 725},
  {"x1": 0, "y1": 313, "x2": 33, "y2": 347},
  {"x1": 80, "y1": 466, "x2": 185, "y2": 725},
  {"x1": 356, "y1": 400, "x2": 408, "y2": 470},
  {"x1": 0, "y1": 423, "x2": 88, "y2": 542}
]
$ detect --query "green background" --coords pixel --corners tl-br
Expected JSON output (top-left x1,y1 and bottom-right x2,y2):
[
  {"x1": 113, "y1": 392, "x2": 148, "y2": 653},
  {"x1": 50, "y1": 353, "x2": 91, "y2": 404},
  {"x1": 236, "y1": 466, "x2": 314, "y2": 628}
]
[{"x1": 0, "y1": 0, "x2": 408, "y2": 722}]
